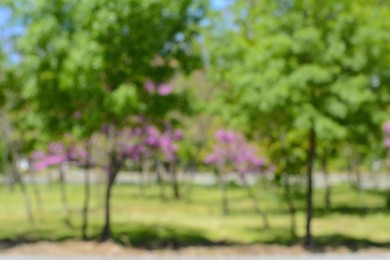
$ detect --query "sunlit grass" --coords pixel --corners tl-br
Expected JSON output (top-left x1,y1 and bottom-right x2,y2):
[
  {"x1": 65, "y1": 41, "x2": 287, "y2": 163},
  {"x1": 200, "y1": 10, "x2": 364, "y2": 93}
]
[{"x1": 0, "y1": 177, "x2": 389, "y2": 248}]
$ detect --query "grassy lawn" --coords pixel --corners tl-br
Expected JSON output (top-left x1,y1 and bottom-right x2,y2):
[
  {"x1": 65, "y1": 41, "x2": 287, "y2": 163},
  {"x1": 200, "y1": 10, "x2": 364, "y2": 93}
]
[{"x1": 0, "y1": 177, "x2": 390, "y2": 249}]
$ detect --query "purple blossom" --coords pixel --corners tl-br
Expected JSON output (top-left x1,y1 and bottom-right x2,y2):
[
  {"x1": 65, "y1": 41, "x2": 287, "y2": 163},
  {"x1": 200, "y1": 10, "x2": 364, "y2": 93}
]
[
  {"x1": 216, "y1": 130, "x2": 236, "y2": 143},
  {"x1": 205, "y1": 129, "x2": 266, "y2": 175},
  {"x1": 157, "y1": 84, "x2": 173, "y2": 96},
  {"x1": 172, "y1": 130, "x2": 183, "y2": 141},
  {"x1": 384, "y1": 121, "x2": 390, "y2": 133},
  {"x1": 31, "y1": 151, "x2": 47, "y2": 161},
  {"x1": 145, "y1": 81, "x2": 173, "y2": 96},
  {"x1": 48, "y1": 142, "x2": 65, "y2": 155},
  {"x1": 145, "y1": 81, "x2": 156, "y2": 93}
]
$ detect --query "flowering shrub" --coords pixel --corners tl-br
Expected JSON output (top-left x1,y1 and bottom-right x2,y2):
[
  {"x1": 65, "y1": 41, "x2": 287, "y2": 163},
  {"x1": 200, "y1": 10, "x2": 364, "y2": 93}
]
[{"x1": 205, "y1": 130, "x2": 265, "y2": 175}]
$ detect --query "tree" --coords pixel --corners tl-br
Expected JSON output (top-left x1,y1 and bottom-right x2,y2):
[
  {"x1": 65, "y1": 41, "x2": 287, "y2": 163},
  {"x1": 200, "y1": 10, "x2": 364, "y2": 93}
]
[
  {"x1": 206, "y1": 0, "x2": 390, "y2": 247},
  {"x1": 12, "y1": 0, "x2": 205, "y2": 241}
]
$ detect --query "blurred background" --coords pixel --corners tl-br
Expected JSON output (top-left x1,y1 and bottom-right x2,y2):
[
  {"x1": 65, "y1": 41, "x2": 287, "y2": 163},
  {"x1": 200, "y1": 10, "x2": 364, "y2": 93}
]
[{"x1": 0, "y1": 0, "x2": 390, "y2": 256}]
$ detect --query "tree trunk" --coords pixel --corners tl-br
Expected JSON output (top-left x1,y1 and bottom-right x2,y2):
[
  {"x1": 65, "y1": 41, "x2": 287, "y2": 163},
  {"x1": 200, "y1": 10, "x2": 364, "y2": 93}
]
[
  {"x1": 17, "y1": 172, "x2": 34, "y2": 224},
  {"x1": 321, "y1": 155, "x2": 331, "y2": 211},
  {"x1": 155, "y1": 159, "x2": 166, "y2": 201},
  {"x1": 100, "y1": 140, "x2": 121, "y2": 242},
  {"x1": 100, "y1": 162, "x2": 119, "y2": 241},
  {"x1": 59, "y1": 163, "x2": 70, "y2": 225},
  {"x1": 352, "y1": 157, "x2": 362, "y2": 192},
  {"x1": 218, "y1": 163, "x2": 228, "y2": 215},
  {"x1": 0, "y1": 110, "x2": 15, "y2": 191},
  {"x1": 138, "y1": 157, "x2": 145, "y2": 196},
  {"x1": 241, "y1": 173, "x2": 269, "y2": 228},
  {"x1": 1, "y1": 141, "x2": 13, "y2": 190},
  {"x1": 283, "y1": 173, "x2": 297, "y2": 238},
  {"x1": 304, "y1": 127, "x2": 316, "y2": 248},
  {"x1": 171, "y1": 161, "x2": 180, "y2": 200},
  {"x1": 11, "y1": 150, "x2": 34, "y2": 224},
  {"x1": 280, "y1": 131, "x2": 296, "y2": 238},
  {"x1": 31, "y1": 172, "x2": 44, "y2": 213},
  {"x1": 185, "y1": 160, "x2": 196, "y2": 197},
  {"x1": 82, "y1": 140, "x2": 91, "y2": 240}
]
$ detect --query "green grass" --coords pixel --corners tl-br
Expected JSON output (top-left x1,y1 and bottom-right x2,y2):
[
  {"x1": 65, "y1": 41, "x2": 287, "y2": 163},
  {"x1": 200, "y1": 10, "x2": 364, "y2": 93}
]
[{"x1": 0, "y1": 178, "x2": 390, "y2": 250}]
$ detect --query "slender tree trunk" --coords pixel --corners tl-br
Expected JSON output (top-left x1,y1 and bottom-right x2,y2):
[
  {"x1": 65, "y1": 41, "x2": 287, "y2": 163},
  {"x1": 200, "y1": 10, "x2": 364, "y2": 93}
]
[
  {"x1": 100, "y1": 158, "x2": 119, "y2": 241},
  {"x1": 11, "y1": 150, "x2": 34, "y2": 224},
  {"x1": 352, "y1": 157, "x2": 362, "y2": 192},
  {"x1": 1, "y1": 141, "x2": 11, "y2": 190},
  {"x1": 0, "y1": 110, "x2": 15, "y2": 191},
  {"x1": 17, "y1": 172, "x2": 34, "y2": 224},
  {"x1": 100, "y1": 126, "x2": 121, "y2": 242},
  {"x1": 139, "y1": 157, "x2": 145, "y2": 196},
  {"x1": 280, "y1": 131, "x2": 296, "y2": 238},
  {"x1": 96, "y1": 169, "x2": 104, "y2": 209},
  {"x1": 185, "y1": 161, "x2": 196, "y2": 196},
  {"x1": 31, "y1": 172, "x2": 44, "y2": 213},
  {"x1": 304, "y1": 127, "x2": 316, "y2": 248},
  {"x1": 241, "y1": 173, "x2": 269, "y2": 228},
  {"x1": 386, "y1": 170, "x2": 390, "y2": 208},
  {"x1": 59, "y1": 163, "x2": 70, "y2": 225},
  {"x1": 321, "y1": 155, "x2": 331, "y2": 211},
  {"x1": 171, "y1": 160, "x2": 180, "y2": 200},
  {"x1": 82, "y1": 140, "x2": 91, "y2": 240},
  {"x1": 284, "y1": 173, "x2": 297, "y2": 238},
  {"x1": 155, "y1": 159, "x2": 166, "y2": 201},
  {"x1": 101, "y1": 171, "x2": 113, "y2": 241},
  {"x1": 218, "y1": 163, "x2": 228, "y2": 215}
]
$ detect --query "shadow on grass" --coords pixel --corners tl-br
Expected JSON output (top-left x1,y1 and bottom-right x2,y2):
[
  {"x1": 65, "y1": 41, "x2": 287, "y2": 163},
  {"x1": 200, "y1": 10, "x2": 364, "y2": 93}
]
[
  {"x1": 108, "y1": 223, "x2": 230, "y2": 249},
  {"x1": 312, "y1": 234, "x2": 390, "y2": 252},
  {"x1": 251, "y1": 233, "x2": 390, "y2": 252},
  {"x1": 246, "y1": 227, "x2": 390, "y2": 252},
  {"x1": 2, "y1": 223, "x2": 390, "y2": 252},
  {"x1": 314, "y1": 205, "x2": 390, "y2": 217}
]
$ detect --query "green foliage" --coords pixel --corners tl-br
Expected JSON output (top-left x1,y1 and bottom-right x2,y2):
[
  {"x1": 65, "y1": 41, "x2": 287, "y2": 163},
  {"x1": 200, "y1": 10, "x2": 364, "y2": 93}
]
[
  {"x1": 11, "y1": 0, "x2": 205, "y2": 139},
  {"x1": 206, "y1": 0, "x2": 390, "y2": 172}
]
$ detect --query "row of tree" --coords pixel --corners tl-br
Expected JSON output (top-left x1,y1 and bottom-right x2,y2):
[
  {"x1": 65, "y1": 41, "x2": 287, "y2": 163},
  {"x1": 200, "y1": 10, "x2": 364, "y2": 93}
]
[{"x1": 0, "y1": 0, "x2": 389, "y2": 248}]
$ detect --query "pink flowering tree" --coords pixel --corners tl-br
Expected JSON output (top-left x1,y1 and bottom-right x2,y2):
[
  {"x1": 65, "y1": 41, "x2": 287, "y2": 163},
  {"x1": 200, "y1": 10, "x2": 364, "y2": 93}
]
[
  {"x1": 31, "y1": 139, "x2": 93, "y2": 224},
  {"x1": 205, "y1": 130, "x2": 269, "y2": 226},
  {"x1": 117, "y1": 120, "x2": 183, "y2": 200}
]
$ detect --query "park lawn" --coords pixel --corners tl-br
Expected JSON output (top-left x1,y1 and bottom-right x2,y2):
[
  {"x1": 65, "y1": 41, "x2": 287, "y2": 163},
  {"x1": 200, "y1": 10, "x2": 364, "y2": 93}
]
[{"x1": 0, "y1": 178, "x2": 389, "y2": 249}]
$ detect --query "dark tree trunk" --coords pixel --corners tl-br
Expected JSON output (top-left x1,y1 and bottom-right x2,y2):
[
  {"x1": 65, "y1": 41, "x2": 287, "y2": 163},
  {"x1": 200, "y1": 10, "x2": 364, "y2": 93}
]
[
  {"x1": 171, "y1": 161, "x2": 180, "y2": 200},
  {"x1": 321, "y1": 155, "x2": 331, "y2": 211},
  {"x1": 59, "y1": 164, "x2": 70, "y2": 225},
  {"x1": 304, "y1": 127, "x2": 316, "y2": 248},
  {"x1": 100, "y1": 150, "x2": 121, "y2": 242},
  {"x1": 2, "y1": 142, "x2": 13, "y2": 191},
  {"x1": 100, "y1": 162, "x2": 118, "y2": 241},
  {"x1": 1, "y1": 112, "x2": 15, "y2": 191},
  {"x1": 82, "y1": 140, "x2": 91, "y2": 240}
]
